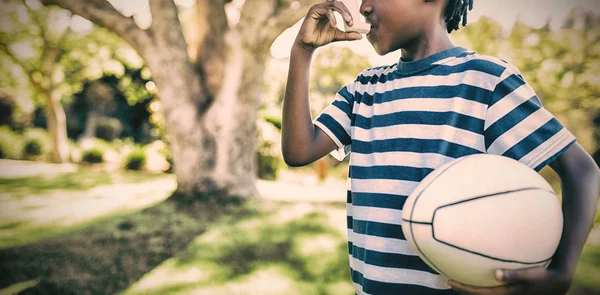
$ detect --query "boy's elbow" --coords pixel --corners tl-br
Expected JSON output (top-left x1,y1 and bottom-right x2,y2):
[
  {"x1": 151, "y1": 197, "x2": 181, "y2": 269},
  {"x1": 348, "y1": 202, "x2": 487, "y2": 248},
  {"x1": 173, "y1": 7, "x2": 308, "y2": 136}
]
[
  {"x1": 283, "y1": 157, "x2": 305, "y2": 167},
  {"x1": 282, "y1": 150, "x2": 309, "y2": 167}
]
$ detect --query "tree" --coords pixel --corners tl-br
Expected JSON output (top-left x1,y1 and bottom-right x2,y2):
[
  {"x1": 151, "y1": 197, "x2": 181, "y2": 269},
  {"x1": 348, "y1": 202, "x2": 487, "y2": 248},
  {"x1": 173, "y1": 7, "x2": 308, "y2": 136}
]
[
  {"x1": 0, "y1": 0, "x2": 138, "y2": 162},
  {"x1": 40, "y1": 0, "x2": 320, "y2": 200},
  {"x1": 0, "y1": 0, "x2": 73, "y2": 162}
]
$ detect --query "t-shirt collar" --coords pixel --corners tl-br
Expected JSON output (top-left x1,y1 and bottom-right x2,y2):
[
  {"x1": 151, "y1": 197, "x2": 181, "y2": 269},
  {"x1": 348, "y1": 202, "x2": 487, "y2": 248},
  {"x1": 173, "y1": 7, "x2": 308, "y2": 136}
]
[{"x1": 396, "y1": 46, "x2": 467, "y2": 75}]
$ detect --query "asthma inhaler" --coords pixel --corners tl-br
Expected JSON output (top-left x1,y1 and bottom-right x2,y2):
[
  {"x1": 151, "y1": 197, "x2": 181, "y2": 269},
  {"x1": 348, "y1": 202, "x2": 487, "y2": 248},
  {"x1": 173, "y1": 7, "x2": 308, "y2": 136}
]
[{"x1": 339, "y1": 0, "x2": 370, "y2": 34}]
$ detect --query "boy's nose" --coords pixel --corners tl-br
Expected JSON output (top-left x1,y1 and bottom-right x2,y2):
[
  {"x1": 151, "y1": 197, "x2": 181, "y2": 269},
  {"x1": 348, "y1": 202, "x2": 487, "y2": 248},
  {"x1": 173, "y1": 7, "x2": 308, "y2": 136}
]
[{"x1": 359, "y1": 0, "x2": 372, "y2": 20}]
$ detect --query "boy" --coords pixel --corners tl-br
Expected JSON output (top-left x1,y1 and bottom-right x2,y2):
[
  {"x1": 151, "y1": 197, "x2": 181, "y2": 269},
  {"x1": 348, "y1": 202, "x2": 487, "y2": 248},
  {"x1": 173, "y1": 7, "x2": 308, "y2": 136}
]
[{"x1": 281, "y1": 0, "x2": 600, "y2": 294}]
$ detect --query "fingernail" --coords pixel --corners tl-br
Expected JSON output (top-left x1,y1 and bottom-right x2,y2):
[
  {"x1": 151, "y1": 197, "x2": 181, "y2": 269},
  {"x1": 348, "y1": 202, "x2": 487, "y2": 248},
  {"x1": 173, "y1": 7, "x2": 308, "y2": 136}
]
[{"x1": 495, "y1": 269, "x2": 504, "y2": 282}]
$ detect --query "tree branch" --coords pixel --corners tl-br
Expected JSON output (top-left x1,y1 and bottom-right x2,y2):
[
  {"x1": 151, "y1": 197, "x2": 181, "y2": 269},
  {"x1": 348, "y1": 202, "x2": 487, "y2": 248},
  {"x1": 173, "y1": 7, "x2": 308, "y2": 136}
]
[
  {"x1": 239, "y1": 0, "x2": 320, "y2": 53},
  {"x1": 266, "y1": 0, "x2": 321, "y2": 41},
  {"x1": 40, "y1": 0, "x2": 154, "y2": 58},
  {"x1": 0, "y1": 43, "x2": 45, "y2": 93},
  {"x1": 52, "y1": 22, "x2": 73, "y2": 65},
  {"x1": 148, "y1": 0, "x2": 186, "y2": 46},
  {"x1": 195, "y1": 0, "x2": 228, "y2": 98}
]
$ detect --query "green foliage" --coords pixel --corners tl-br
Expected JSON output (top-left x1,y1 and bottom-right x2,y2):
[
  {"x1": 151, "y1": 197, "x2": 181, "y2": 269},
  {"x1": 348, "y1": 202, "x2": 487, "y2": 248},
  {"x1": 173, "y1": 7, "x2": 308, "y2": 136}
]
[
  {"x1": 0, "y1": 126, "x2": 22, "y2": 159},
  {"x1": 124, "y1": 149, "x2": 147, "y2": 171},
  {"x1": 22, "y1": 137, "x2": 43, "y2": 158},
  {"x1": 256, "y1": 120, "x2": 282, "y2": 180},
  {"x1": 22, "y1": 128, "x2": 50, "y2": 159},
  {"x1": 81, "y1": 147, "x2": 104, "y2": 164},
  {"x1": 453, "y1": 11, "x2": 600, "y2": 153},
  {"x1": 262, "y1": 114, "x2": 282, "y2": 130},
  {"x1": 310, "y1": 47, "x2": 370, "y2": 117},
  {"x1": 257, "y1": 149, "x2": 281, "y2": 180},
  {"x1": 0, "y1": 95, "x2": 17, "y2": 127}
]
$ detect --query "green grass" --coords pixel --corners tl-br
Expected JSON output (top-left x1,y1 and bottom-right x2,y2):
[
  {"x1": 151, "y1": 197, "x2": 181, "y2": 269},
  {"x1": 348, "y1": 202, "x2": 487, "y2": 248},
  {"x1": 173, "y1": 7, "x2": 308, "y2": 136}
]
[
  {"x1": 122, "y1": 201, "x2": 354, "y2": 295},
  {"x1": 0, "y1": 163, "x2": 598, "y2": 295},
  {"x1": 572, "y1": 244, "x2": 600, "y2": 294},
  {"x1": 0, "y1": 170, "x2": 165, "y2": 199},
  {"x1": 0, "y1": 168, "x2": 174, "y2": 249},
  {"x1": 0, "y1": 199, "x2": 212, "y2": 295}
]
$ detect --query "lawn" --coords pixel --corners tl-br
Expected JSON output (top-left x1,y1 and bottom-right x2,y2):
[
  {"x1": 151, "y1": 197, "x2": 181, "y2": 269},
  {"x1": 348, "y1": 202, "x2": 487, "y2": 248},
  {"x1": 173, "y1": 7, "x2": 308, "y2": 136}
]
[
  {"x1": 0, "y1": 167, "x2": 176, "y2": 249},
  {"x1": 0, "y1": 161, "x2": 598, "y2": 295}
]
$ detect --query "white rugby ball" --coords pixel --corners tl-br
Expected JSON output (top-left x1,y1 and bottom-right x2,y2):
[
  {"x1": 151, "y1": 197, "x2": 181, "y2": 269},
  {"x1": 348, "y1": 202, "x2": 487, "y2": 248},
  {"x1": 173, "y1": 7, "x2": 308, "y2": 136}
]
[{"x1": 401, "y1": 154, "x2": 563, "y2": 287}]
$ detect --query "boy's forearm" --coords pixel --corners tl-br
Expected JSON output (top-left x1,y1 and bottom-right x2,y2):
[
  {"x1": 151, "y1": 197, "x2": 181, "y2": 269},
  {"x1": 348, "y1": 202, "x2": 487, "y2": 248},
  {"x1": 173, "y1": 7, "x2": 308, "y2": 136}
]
[
  {"x1": 549, "y1": 151, "x2": 600, "y2": 278},
  {"x1": 281, "y1": 44, "x2": 317, "y2": 165}
]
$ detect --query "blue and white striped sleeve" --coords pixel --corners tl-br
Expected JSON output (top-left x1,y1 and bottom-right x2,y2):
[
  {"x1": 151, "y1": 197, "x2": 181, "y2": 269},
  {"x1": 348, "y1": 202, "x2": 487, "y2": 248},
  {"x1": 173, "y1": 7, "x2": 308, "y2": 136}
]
[
  {"x1": 314, "y1": 82, "x2": 356, "y2": 161},
  {"x1": 484, "y1": 65, "x2": 576, "y2": 171}
]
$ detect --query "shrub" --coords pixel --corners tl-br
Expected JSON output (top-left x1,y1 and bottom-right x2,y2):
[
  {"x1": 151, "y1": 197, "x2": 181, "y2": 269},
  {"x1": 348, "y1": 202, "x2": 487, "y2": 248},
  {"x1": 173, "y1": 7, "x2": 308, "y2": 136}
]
[
  {"x1": 124, "y1": 149, "x2": 146, "y2": 171},
  {"x1": 0, "y1": 126, "x2": 22, "y2": 160},
  {"x1": 0, "y1": 95, "x2": 16, "y2": 127},
  {"x1": 256, "y1": 120, "x2": 282, "y2": 180},
  {"x1": 95, "y1": 117, "x2": 123, "y2": 141},
  {"x1": 81, "y1": 147, "x2": 104, "y2": 164},
  {"x1": 22, "y1": 128, "x2": 50, "y2": 159},
  {"x1": 23, "y1": 138, "x2": 44, "y2": 158},
  {"x1": 257, "y1": 151, "x2": 281, "y2": 180}
]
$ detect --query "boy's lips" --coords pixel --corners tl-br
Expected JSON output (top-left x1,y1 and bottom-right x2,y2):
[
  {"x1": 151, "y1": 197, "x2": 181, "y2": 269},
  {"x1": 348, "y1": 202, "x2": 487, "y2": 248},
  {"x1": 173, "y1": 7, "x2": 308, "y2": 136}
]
[
  {"x1": 366, "y1": 19, "x2": 377, "y2": 36},
  {"x1": 367, "y1": 24, "x2": 377, "y2": 38}
]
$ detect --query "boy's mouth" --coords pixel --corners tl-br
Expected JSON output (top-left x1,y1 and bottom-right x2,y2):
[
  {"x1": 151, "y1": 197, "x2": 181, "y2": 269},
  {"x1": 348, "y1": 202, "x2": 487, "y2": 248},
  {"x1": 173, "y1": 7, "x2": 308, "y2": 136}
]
[{"x1": 367, "y1": 24, "x2": 376, "y2": 37}]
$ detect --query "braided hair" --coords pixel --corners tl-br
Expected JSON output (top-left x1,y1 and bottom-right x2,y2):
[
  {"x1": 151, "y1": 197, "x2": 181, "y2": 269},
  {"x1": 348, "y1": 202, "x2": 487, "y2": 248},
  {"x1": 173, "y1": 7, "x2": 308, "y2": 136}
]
[{"x1": 444, "y1": 0, "x2": 474, "y2": 33}]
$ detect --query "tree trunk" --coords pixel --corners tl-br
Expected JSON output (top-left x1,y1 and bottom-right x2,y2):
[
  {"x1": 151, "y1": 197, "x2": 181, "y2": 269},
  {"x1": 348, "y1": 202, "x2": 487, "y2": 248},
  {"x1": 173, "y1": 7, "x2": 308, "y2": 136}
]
[
  {"x1": 148, "y1": 29, "x2": 265, "y2": 200},
  {"x1": 80, "y1": 111, "x2": 99, "y2": 140},
  {"x1": 202, "y1": 29, "x2": 267, "y2": 198},
  {"x1": 44, "y1": 90, "x2": 69, "y2": 163}
]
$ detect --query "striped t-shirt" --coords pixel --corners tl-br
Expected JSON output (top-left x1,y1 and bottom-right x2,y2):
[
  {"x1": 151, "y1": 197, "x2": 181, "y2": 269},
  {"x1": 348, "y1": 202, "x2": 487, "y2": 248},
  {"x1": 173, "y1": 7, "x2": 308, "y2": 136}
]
[{"x1": 313, "y1": 46, "x2": 576, "y2": 295}]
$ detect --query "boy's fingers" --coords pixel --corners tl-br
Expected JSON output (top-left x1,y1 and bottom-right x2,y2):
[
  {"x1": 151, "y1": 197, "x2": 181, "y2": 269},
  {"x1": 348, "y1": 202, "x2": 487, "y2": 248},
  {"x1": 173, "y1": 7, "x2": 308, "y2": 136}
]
[
  {"x1": 497, "y1": 267, "x2": 546, "y2": 284},
  {"x1": 326, "y1": 0, "x2": 353, "y2": 26},
  {"x1": 325, "y1": 8, "x2": 336, "y2": 28},
  {"x1": 333, "y1": 30, "x2": 362, "y2": 42}
]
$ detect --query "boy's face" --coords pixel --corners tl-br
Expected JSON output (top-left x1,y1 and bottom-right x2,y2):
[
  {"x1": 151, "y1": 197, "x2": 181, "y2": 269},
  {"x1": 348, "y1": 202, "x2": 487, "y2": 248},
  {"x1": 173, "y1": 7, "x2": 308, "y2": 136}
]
[{"x1": 360, "y1": 0, "x2": 444, "y2": 55}]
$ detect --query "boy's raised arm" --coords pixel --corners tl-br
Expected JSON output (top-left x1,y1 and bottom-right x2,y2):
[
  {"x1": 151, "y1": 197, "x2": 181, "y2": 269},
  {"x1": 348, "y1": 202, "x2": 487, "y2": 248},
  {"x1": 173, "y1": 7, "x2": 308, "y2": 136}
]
[{"x1": 281, "y1": 1, "x2": 361, "y2": 167}]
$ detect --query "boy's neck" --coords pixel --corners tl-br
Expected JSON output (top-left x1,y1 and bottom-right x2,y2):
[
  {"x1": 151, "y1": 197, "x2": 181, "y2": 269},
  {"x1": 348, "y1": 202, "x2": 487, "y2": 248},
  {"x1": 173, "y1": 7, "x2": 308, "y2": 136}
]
[{"x1": 400, "y1": 28, "x2": 455, "y2": 62}]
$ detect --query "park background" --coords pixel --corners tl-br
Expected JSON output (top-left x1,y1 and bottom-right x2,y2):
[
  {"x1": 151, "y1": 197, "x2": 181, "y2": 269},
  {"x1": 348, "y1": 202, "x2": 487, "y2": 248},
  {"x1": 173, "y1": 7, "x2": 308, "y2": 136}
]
[{"x1": 0, "y1": 0, "x2": 599, "y2": 294}]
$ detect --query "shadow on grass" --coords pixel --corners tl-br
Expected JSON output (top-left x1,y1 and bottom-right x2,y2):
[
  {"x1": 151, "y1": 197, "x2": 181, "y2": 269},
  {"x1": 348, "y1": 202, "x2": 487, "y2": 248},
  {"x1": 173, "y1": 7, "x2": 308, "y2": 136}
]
[
  {"x1": 125, "y1": 203, "x2": 353, "y2": 295},
  {"x1": 0, "y1": 194, "x2": 257, "y2": 295}
]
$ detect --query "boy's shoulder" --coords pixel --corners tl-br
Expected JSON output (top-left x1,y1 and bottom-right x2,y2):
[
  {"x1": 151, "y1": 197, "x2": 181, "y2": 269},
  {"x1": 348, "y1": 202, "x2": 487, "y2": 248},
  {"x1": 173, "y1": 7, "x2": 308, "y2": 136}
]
[{"x1": 454, "y1": 50, "x2": 522, "y2": 79}]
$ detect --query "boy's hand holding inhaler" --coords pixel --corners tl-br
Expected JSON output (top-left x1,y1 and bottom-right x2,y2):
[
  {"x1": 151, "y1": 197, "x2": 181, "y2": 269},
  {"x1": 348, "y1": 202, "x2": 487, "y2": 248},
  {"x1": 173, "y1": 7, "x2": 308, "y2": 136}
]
[{"x1": 295, "y1": 0, "x2": 368, "y2": 51}]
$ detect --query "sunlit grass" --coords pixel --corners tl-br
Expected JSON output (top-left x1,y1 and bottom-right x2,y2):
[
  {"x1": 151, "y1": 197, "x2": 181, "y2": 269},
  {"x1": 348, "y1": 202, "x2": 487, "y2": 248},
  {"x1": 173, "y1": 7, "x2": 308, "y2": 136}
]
[
  {"x1": 0, "y1": 169, "x2": 175, "y2": 249},
  {"x1": 123, "y1": 202, "x2": 354, "y2": 295},
  {"x1": 0, "y1": 170, "x2": 166, "y2": 199}
]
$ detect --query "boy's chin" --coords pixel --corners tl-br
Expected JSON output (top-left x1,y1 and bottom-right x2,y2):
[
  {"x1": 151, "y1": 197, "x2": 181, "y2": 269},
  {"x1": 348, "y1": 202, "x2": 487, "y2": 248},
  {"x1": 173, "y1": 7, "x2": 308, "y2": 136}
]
[{"x1": 370, "y1": 43, "x2": 390, "y2": 56}]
